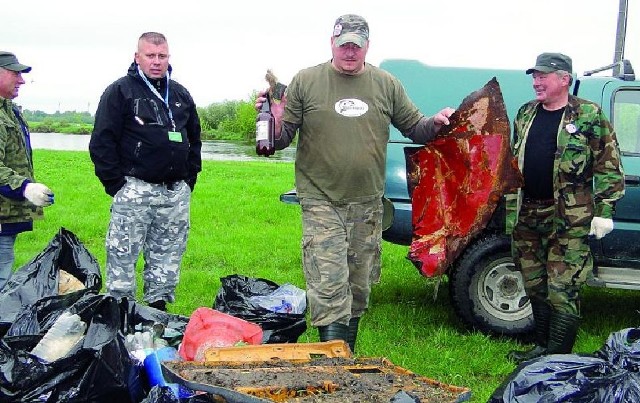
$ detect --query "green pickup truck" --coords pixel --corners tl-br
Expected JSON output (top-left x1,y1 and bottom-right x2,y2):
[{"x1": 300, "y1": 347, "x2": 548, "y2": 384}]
[{"x1": 380, "y1": 58, "x2": 640, "y2": 336}]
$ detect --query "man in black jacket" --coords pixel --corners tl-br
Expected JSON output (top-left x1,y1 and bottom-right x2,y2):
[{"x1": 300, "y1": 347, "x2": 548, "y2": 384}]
[{"x1": 89, "y1": 32, "x2": 202, "y2": 311}]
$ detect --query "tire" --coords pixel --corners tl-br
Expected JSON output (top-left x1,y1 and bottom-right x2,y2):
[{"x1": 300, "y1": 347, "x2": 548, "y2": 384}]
[{"x1": 449, "y1": 233, "x2": 534, "y2": 336}]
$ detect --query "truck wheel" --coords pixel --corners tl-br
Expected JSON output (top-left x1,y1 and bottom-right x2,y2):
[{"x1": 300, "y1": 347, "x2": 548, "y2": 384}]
[{"x1": 449, "y1": 233, "x2": 533, "y2": 336}]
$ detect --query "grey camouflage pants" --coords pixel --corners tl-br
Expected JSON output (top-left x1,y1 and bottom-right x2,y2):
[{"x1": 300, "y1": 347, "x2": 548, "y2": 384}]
[
  {"x1": 105, "y1": 176, "x2": 190, "y2": 304},
  {"x1": 300, "y1": 197, "x2": 382, "y2": 327}
]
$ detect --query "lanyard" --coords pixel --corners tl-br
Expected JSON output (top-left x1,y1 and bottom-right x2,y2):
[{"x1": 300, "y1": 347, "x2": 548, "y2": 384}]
[{"x1": 137, "y1": 65, "x2": 176, "y2": 131}]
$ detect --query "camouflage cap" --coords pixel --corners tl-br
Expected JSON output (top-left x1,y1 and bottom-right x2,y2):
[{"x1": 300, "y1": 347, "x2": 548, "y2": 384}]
[
  {"x1": 0, "y1": 51, "x2": 31, "y2": 73},
  {"x1": 333, "y1": 14, "x2": 369, "y2": 47},
  {"x1": 526, "y1": 52, "x2": 572, "y2": 74}
]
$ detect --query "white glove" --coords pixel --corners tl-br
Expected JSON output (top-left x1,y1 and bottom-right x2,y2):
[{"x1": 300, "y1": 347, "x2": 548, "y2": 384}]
[
  {"x1": 589, "y1": 217, "x2": 614, "y2": 239},
  {"x1": 24, "y1": 183, "x2": 54, "y2": 207}
]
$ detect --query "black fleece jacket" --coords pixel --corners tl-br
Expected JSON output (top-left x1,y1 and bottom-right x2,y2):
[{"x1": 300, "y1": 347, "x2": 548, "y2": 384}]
[{"x1": 89, "y1": 63, "x2": 202, "y2": 196}]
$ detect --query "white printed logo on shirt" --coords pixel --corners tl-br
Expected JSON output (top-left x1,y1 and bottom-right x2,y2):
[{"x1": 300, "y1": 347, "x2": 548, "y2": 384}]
[{"x1": 334, "y1": 98, "x2": 368, "y2": 117}]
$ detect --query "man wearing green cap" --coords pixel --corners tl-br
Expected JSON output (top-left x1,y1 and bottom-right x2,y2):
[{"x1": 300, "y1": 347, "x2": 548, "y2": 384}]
[
  {"x1": 0, "y1": 51, "x2": 54, "y2": 289},
  {"x1": 255, "y1": 14, "x2": 454, "y2": 353},
  {"x1": 505, "y1": 52, "x2": 625, "y2": 363}
]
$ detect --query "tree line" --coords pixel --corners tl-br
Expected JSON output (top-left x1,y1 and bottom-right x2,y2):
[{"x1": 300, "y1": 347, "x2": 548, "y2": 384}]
[{"x1": 21, "y1": 95, "x2": 259, "y2": 142}]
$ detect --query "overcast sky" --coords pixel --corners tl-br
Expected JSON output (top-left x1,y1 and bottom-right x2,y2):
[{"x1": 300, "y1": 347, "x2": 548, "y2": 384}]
[{"x1": 3, "y1": 0, "x2": 638, "y2": 114}]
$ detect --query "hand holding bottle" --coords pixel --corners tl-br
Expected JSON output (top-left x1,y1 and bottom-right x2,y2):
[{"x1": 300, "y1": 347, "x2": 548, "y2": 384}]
[{"x1": 256, "y1": 70, "x2": 288, "y2": 143}]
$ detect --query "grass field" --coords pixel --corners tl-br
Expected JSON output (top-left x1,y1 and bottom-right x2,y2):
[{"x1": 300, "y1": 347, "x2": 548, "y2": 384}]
[{"x1": 11, "y1": 150, "x2": 640, "y2": 402}]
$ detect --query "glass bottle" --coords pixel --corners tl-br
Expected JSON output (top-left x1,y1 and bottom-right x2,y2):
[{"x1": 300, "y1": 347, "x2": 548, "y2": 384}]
[{"x1": 256, "y1": 93, "x2": 275, "y2": 156}]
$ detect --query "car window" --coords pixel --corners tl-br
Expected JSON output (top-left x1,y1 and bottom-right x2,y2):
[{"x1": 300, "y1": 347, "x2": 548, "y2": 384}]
[{"x1": 612, "y1": 89, "x2": 640, "y2": 154}]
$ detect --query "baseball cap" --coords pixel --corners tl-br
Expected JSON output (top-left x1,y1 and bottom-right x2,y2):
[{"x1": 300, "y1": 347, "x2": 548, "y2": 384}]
[
  {"x1": 0, "y1": 51, "x2": 32, "y2": 73},
  {"x1": 333, "y1": 14, "x2": 369, "y2": 47},
  {"x1": 526, "y1": 52, "x2": 572, "y2": 74}
]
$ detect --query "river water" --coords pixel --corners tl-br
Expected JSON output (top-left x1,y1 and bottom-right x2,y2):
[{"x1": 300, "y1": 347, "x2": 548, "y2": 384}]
[{"x1": 29, "y1": 133, "x2": 296, "y2": 162}]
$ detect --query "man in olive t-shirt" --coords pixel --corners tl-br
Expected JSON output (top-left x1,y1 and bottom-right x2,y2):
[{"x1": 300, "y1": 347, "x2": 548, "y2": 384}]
[{"x1": 255, "y1": 14, "x2": 454, "y2": 353}]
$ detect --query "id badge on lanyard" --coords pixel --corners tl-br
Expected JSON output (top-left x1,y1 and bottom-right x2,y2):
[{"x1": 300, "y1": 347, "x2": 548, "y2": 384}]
[
  {"x1": 168, "y1": 131, "x2": 182, "y2": 142},
  {"x1": 138, "y1": 65, "x2": 180, "y2": 139}
]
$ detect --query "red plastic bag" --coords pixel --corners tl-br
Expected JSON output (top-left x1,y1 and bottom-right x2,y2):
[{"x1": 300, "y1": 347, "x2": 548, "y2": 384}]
[{"x1": 178, "y1": 307, "x2": 263, "y2": 361}]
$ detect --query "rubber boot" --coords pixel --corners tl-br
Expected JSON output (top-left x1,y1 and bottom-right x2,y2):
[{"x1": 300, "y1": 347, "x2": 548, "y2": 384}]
[
  {"x1": 346, "y1": 317, "x2": 360, "y2": 354},
  {"x1": 318, "y1": 323, "x2": 348, "y2": 345},
  {"x1": 546, "y1": 311, "x2": 581, "y2": 354},
  {"x1": 507, "y1": 298, "x2": 551, "y2": 363}
]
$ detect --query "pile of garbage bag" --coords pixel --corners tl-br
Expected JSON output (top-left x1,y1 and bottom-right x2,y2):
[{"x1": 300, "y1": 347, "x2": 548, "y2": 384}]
[{"x1": 0, "y1": 228, "x2": 307, "y2": 402}]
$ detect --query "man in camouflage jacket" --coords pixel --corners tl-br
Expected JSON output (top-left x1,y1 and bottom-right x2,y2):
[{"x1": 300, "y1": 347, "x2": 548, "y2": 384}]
[
  {"x1": 0, "y1": 51, "x2": 54, "y2": 289},
  {"x1": 505, "y1": 53, "x2": 625, "y2": 363}
]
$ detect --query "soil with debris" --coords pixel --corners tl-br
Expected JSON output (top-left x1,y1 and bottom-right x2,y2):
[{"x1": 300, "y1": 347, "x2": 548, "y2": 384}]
[{"x1": 164, "y1": 357, "x2": 470, "y2": 402}]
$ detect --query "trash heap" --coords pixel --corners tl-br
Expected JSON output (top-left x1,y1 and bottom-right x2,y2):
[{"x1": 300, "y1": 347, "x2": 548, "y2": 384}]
[{"x1": 0, "y1": 228, "x2": 309, "y2": 402}]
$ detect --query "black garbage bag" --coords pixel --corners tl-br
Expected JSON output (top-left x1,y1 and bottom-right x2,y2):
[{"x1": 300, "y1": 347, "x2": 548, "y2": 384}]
[
  {"x1": 118, "y1": 297, "x2": 190, "y2": 348},
  {"x1": 141, "y1": 385, "x2": 180, "y2": 403},
  {"x1": 5, "y1": 290, "x2": 90, "y2": 338},
  {"x1": 0, "y1": 293, "x2": 139, "y2": 402},
  {"x1": 214, "y1": 275, "x2": 307, "y2": 343},
  {"x1": 0, "y1": 228, "x2": 101, "y2": 337},
  {"x1": 141, "y1": 385, "x2": 213, "y2": 403},
  {"x1": 489, "y1": 327, "x2": 640, "y2": 403},
  {"x1": 596, "y1": 327, "x2": 640, "y2": 369}
]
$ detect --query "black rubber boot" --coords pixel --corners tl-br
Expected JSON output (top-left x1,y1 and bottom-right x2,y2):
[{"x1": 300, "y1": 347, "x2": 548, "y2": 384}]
[
  {"x1": 507, "y1": 298, "x2": 551, "y2": 363},
  {"x1": 546, "y1": 311, "x2": 581, "y2": 354},
  {"x1": 318, "y1": 323, "x2": 348, "y2": 344},
  {"x1": 346, "y1": 317, "x2": 360, "y2": 353}
]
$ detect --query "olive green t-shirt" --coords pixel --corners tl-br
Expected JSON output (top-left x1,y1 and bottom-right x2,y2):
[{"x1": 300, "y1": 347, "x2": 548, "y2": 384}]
[{"x1": 284, "y1": 61, "x2": 423, "y2": 202}]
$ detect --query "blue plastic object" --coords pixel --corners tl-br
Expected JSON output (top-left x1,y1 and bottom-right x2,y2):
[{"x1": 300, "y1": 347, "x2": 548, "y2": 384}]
[{"x1": 143, "y1": 347, "x2": 194, "y2": 399}]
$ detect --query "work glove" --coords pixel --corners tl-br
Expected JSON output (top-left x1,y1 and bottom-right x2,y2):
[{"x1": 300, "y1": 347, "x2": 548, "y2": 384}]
[
  {"x1": 589, "y1": 217, "x2": 614, "y2": 239},
  {"x1": 24, "y1": 182, "x2": 54, "y2": 207}
]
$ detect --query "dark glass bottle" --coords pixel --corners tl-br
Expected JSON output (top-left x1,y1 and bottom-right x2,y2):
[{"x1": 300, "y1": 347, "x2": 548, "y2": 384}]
[{"x1": 256, "y1": 93, "x2": 275, "y2": 156}]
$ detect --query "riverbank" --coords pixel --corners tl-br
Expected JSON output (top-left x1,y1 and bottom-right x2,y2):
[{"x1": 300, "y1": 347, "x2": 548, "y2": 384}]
[{"x1": 30, "y1": 133, "x2": 296, "y2": 162}]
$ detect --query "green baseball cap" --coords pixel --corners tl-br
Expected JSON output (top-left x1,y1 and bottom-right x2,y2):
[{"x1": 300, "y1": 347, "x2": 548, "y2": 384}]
[
  {"x1": 333, "y1": 14, "x2": 369, "y2": 47},
  {"x1": 0, "y1": 51, "x2": 31, "y2": 73},
  {"x1": 526, "y1": 52, "x2": 572, "y2": 74}
]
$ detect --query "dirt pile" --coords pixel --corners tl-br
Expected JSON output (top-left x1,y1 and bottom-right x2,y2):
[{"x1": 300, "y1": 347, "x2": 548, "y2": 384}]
[{"x1": 164, "y1": 357, "x2": 471, "y2": 402}]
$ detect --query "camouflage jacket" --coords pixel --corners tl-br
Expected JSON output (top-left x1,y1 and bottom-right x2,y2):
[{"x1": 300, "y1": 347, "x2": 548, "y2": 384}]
[
  {"x1": 505, "y1": 95, "x2": 625, "y2": 234},
  {"x1": 0, "y1": 98, "x2": 43, "y2": 224}
]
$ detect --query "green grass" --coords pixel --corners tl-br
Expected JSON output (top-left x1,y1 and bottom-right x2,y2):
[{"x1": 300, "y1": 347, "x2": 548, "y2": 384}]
[{"x1": 12, "y1": 150, "x2": 640, "y2": 402}]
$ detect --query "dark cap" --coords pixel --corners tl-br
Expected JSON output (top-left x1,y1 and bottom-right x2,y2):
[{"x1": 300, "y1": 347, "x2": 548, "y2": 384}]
[
  {"x1": 333, "y1": 14, "x2": 369, "y2": 47},
  {"x1": 526, "y1": 52, "x2": 572, "y2": 74},
  {"x1": 0, "y1": 51, "x2": 32, "y2": 73}
]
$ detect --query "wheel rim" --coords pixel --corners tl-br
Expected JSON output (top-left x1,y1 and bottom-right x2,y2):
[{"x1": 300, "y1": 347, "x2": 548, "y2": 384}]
[{"x1": 476, "y1": 257, "x2": 531, "y2": 321}]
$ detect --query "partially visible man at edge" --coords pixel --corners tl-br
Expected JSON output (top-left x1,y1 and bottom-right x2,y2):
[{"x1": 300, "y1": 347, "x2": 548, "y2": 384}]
[
  {"x1": 89, "y1": 32, "x2": 202, "y2": 311},
  {"x1": 255, "y1": 14, "x2": 455, "y2": 353},
  {"x1": 0, "y1": 51, "x2": 54, "y2": 290},
  {"x1": 506, "y1": 52, "x2": 625, "y2": 363}
]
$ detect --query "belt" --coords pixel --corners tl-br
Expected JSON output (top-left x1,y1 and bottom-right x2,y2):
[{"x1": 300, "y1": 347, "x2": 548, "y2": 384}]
[
  {"x1": 147, "y1": 180, "x2": 180, "y2": 191},
  {"x1": 523, "y1": 197, "x2": 555, "y2": 205}
]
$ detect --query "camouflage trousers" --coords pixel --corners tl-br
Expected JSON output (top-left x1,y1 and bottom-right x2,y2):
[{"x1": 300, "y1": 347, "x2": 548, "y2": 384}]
[
  {"x1": 105, "y1": 176, "x2": 190, "y2": 304},
  {"x1": 300, "y1": 197, "x2": 383, "y2": 327},
  {"x1": 512, "y1": 200, "x2": 592, "y2": 315}
]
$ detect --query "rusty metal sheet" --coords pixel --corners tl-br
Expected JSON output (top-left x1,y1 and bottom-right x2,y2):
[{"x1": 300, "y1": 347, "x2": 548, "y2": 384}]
[
  {"x1": 203, "y1": 340, "x2": 351, "y2": 362},
  {"x1": 407, "y1": 78, "x2": 523, "y2": 277}
]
